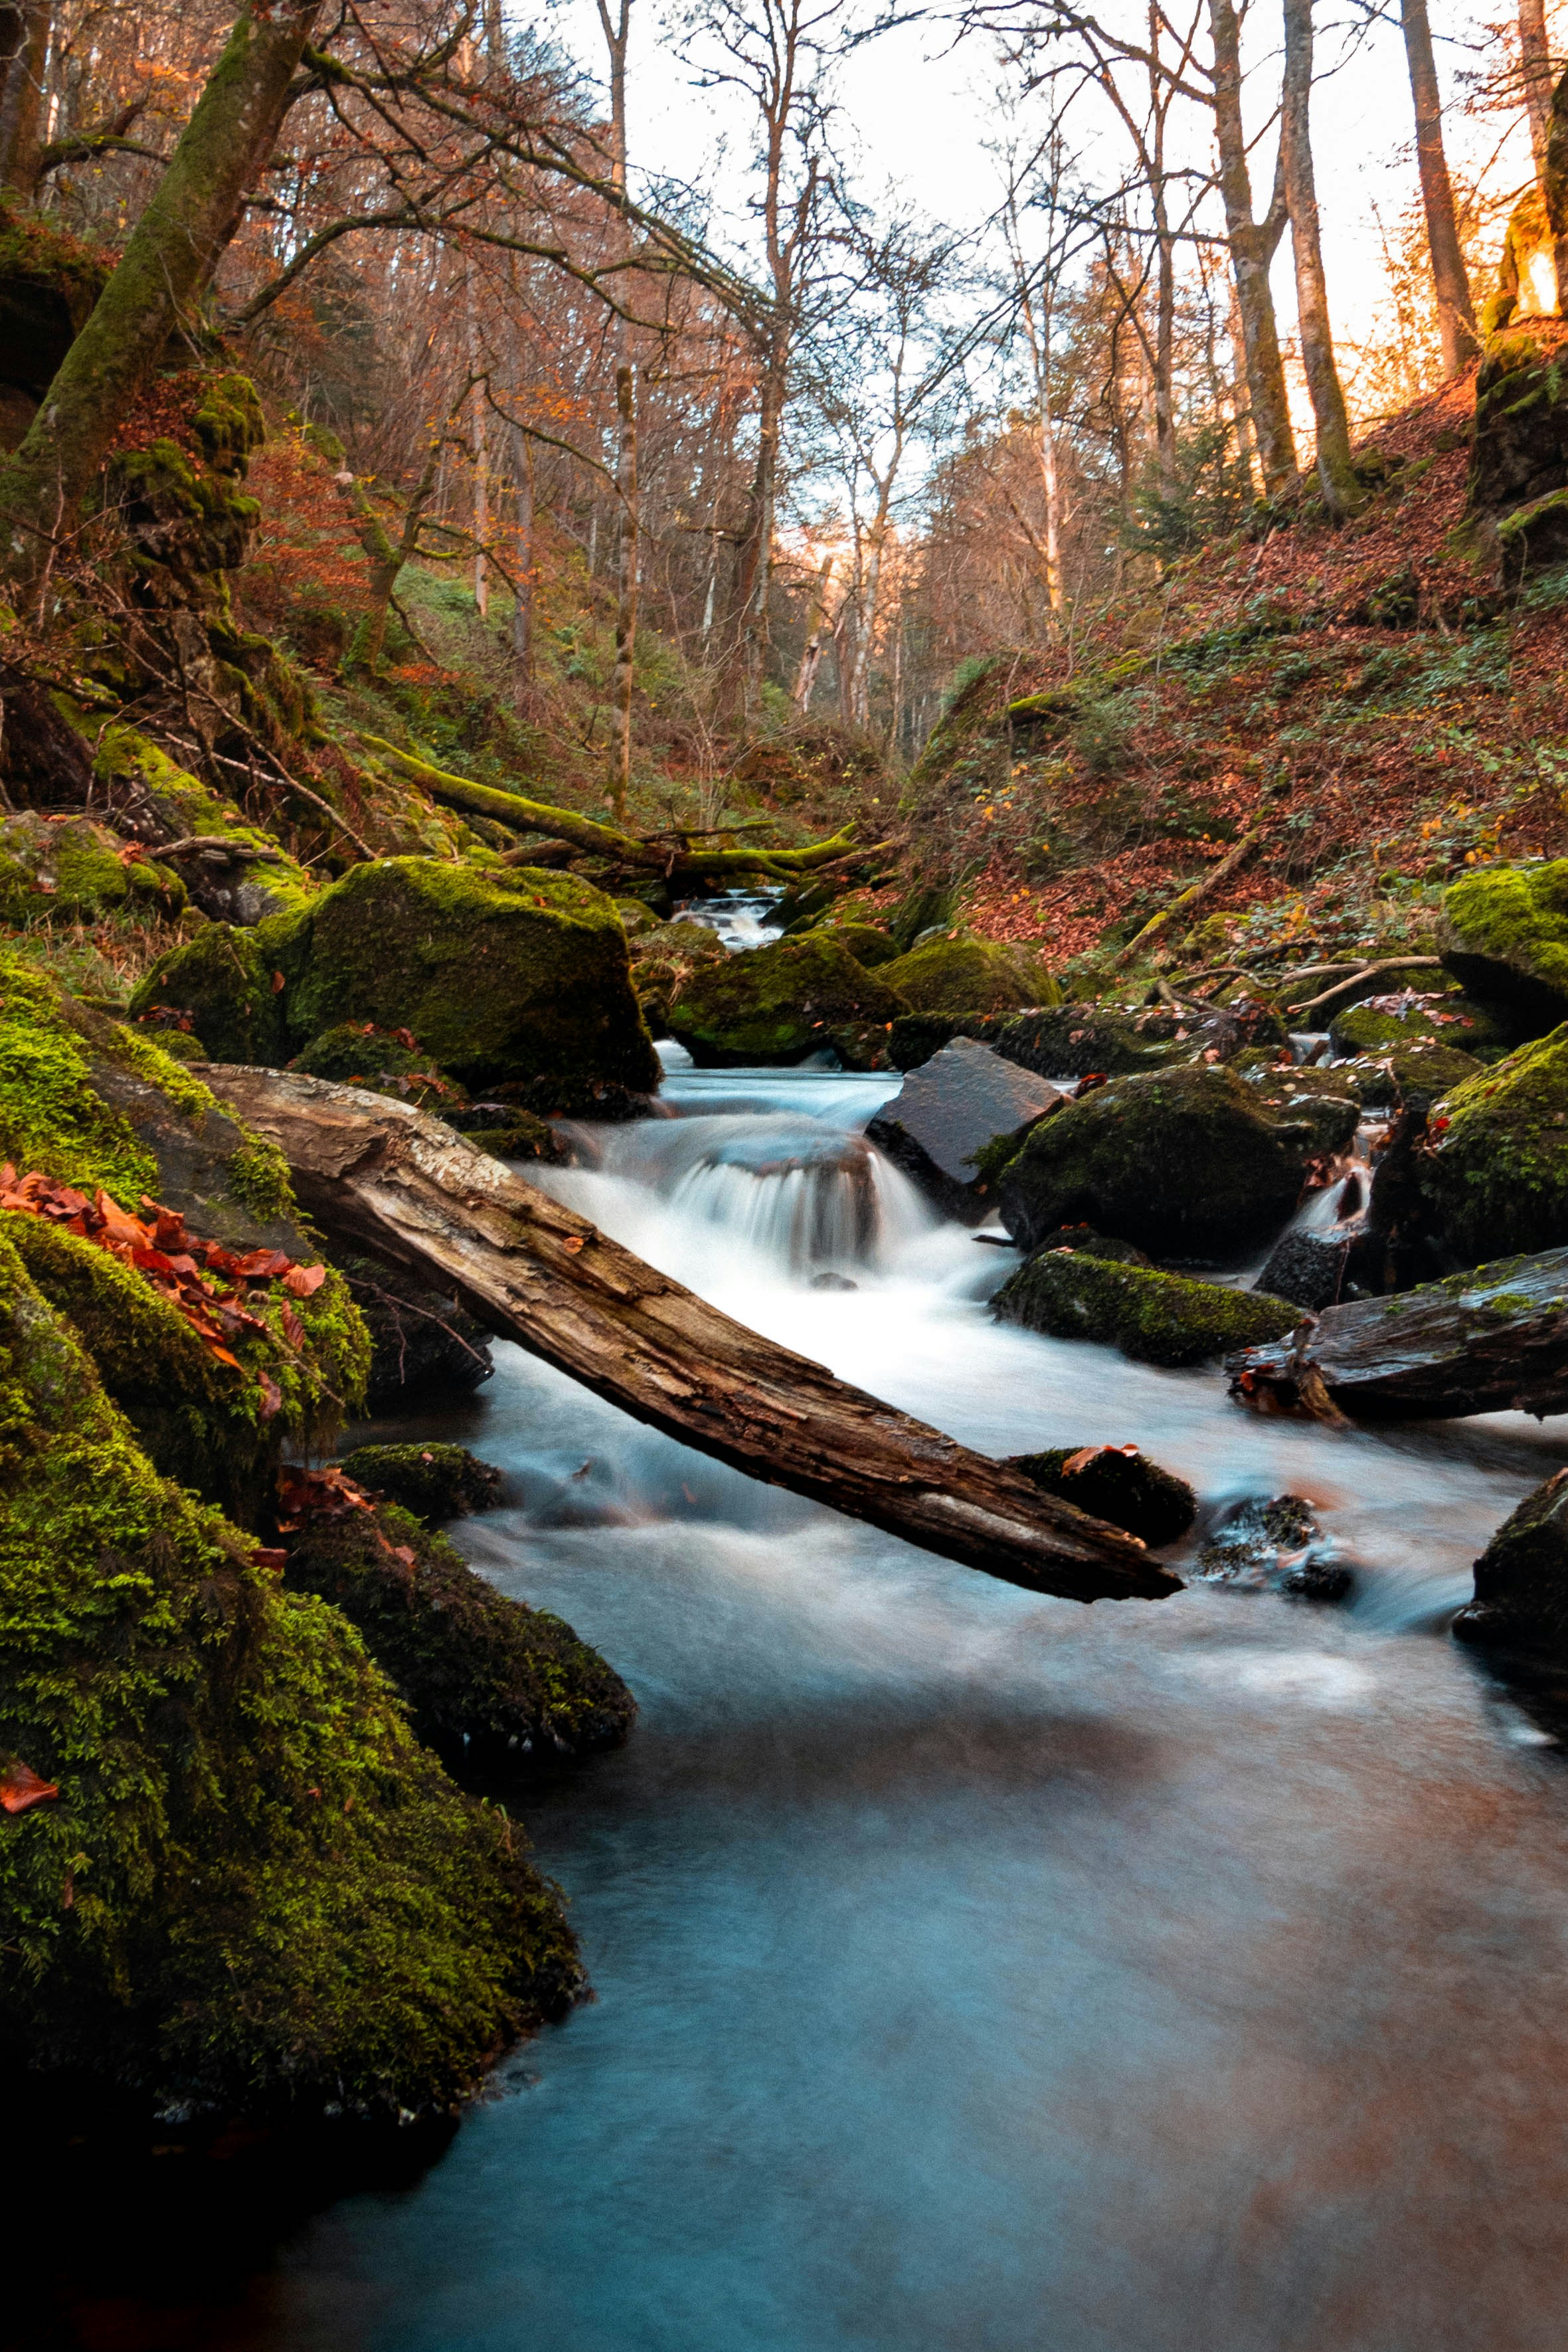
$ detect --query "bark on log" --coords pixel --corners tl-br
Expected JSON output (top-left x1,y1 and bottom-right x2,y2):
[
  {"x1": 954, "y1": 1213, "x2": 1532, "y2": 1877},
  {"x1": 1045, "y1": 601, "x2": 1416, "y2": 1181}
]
[
  {"x1": 1227, "y1": 1248, "x2": 1568, "y2": 1420},
  {"x1": 199, "y1": 1065, "x2": 1178, "y2": 1604}
]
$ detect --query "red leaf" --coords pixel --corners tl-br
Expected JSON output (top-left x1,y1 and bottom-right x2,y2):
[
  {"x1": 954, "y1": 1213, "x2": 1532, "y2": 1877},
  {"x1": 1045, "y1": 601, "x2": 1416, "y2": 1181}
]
[
  {"x1": 94, "y1": 1190, "x2": 149, "y2": 1248},
  {"x1": 392, "y1": 1026, "x2": 419, "y2": 1051},
  {"x1": 233, "y1": 1248, "x2": 292, "y2": 1279},
  {"x1": 281, "y1": 1306, "x2": 306, "y2": 1349},
  {"x1": 272, "y1": 969, "x2": 286, "y2": 993},
  {"x1": 258, "y1": 1372, "x2": 284, "y2": 1421},
  {"x1": 252, "y1": 1546, "x2": 288, "y2": 1571},
  {"x1": 1, "y1": 1760, "x2": 59, "y2": 1814},
  {"x1": 283, "y1": 1263, "x2": 327, "y2": 1297}
]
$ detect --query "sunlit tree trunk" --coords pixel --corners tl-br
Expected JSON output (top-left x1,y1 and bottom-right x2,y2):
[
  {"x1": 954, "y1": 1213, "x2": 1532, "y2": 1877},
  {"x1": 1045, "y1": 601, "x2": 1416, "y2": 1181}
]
[
  {"x1": 0, "y1": 2, "x2": 323, "y2": 592},
  {"x1": 1520, "y1": 0, "x2": 1555, "y2": 184},
  {"x1": 1399, "y1": 0, "x2": 1477, "y2": 373},
  {"x1": 792, "y1": 553, "x2": 834, "y2": 709},
  {"x1": 1280, "y1": 0, "x2": 1359, "y2": 516},
  {"x1": 597, "y1": 0, "x2": 636, "y2": 819},
  {"x1": 1208, "y1": 0, "x2": 1297, "y2": 497}
]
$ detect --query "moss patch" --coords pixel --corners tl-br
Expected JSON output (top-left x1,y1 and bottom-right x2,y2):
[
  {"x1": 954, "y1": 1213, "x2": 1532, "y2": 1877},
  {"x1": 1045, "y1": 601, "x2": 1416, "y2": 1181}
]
[
  {"x1": 1439, "y1": 860, "x2": 1568, "y2": 1026},
  {"x1": 668, "y1": 933, "x2": 909, "y2": 1065},
  {"x1": 994, "y1": 1247, "x2": 1300, "y2": 1366},
  {"x1": 337, "y1": 1443, "x2": 502, "y2": 1523},
  {"x1": 130, "y1": 919, "x2": 300, "y2": 1065},
  {"x1": 877, "y1": 935, "x2": 1061, "y2": 1016},
  {"x1": 1419, "y1": 1024, "x2": 1568, "y2": 1259}
]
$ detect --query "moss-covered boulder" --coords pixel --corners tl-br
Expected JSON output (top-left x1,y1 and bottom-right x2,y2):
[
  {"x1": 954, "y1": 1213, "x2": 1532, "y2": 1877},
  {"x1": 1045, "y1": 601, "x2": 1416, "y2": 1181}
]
[
  {"x1": 337, "y1": 1443, "x2": 503, "y2": 1522},
  {"x1": 667, "y1": 933, "x2": 909, "y2": 1065},
  {"x1": 0, "y1": 812, "x2": 184, "y2": 925},
  {"x1": 130, "y1": 918, "x2": 297, "y2": 1066},
  {"x1": 0, "y1": 1239, "x2": 580, "y2": 2121},
  {"x1": 284, "y1": 1500, "x2": 636, "y2": 1773},
  {"x1": 1006, "y1": 1444, "x2": 1196, "y2": 1545},
  {"x1": 997, "y1": 1005, "x2": 1181, "y2": 1079},
  {"x1": 993, "y1": 1247, "x2": 1300, "y2": 1366},
  {"x1": 292, "y1": 1024, "x2": 470, "y2": 1117},
  {"x1": 1454, "y1": 1468, "x2": 1568, "y2": 1653},
  {"x1": 96, "y1": 727, "x2": 316, "y2": 925},
  {"x1": 1237, "y1": 1069, "x2": 1361, "y2": 1158},
  {"x1": 1419, "y1": 1025, "x2": 1568, "y2": 1260},
  {"x1": 1439, "y1": 861, "x2": 1568, "y2": 1029},
  {"x1": 1328, "y1": 990, "x2": 1508, "y2": 1061},
  {"x1": 877, "y1": 935, "x2": 1060, "y2": 1016},
  {"x1": 630, "y1": 917, "x2": 727, "y2": 1035},
  {"x1": 280, "y1": 859, "x2": 660, "y2": 1105},
  {"x1": 802, "y1": 919, "x2": 899, "y2": 968},
  {"x1": 994, "y1": 1065, "x2": 1314, "y2": 1258}
]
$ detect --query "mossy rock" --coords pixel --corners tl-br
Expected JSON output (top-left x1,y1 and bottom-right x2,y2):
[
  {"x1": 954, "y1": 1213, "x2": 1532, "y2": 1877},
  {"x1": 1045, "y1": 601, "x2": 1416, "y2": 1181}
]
[
  {"x1": 1234, "y1": 1071, "x2": 1360, "y2": 1156},
  {"x1": 0, "y1": 1239, "x2": 580, "y2": 2122},
  {"x1": 1006, "y1": 1444, "x2": 1196, "y2": 1545},
  {"x1": 324, "y1": 1245, "x2": 495, "y2": 1410},
  {"x1": 337, "y1": 1443, "x2": 503, "y2": 1522},
  {"x1": 284, "y1": 1498, "x2": 636, "y2": 1771},
  {"x1": 994, "y1": 1064, "x2": 1314, "y2": 1258},
  {"x1": 1454, "y1": 1467, "x2": 1568, "y2": 1653},
  {"x1": 668, "y1": 933, "x2": 909, "y2": 1066},
  {"x1": 614, "y1": 899, "x2": 657, "y2": 939},
  {"x1": 990, "y1": 1005, "x2": 1181, "y2": 1079},
  {"x1": 877, "y1": 935, "x2": 1060, "y2": 1017},
  {"x1": 292, "y1": 1024, "x2": 470, "y2": 1117},
  {"x1": 1439, "y1": 861, "x2": 1568, "y2": 1029},
  {"x1": 0, "y1": 812, "x2": 184, "y2": 925},
  {"x1": 94, "y1": 727, "x2": 316, "y2": 925},
  {"x1": 1419, "y1": 1024, "x2": 1568, "y2": 1259},
  {"x1": 281, "y1": 859, "x2": 661, "y2": 1105},
  {"x1": 993, "y1": 1247, "x2": 1300, "y2": 1366},
  {"x1": 630, "y1": 918, "x2": 727, "y2": 968},
  {"x1": 1328, "y1": 991, "x2": 1508, "y2": 1060},
  {"x1": 801, "y1": 919, "x2": 899, "y2": 968},
  {"x1": 130, "y1": 918, "x2": 297, "y2": 1067}
]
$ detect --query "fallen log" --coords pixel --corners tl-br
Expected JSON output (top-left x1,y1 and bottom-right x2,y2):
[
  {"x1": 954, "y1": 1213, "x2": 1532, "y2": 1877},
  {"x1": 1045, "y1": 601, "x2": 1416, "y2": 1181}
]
[
  {"x1": 1111, "y1": 823, "x2": 1266, "y2": 969},
  {"x1": 1226, "y1": 1248, "x2": 1568, "y2": 1421},
  {"x1": 199, "y1": 1066, "x2": 1178, "y2": 1604}
]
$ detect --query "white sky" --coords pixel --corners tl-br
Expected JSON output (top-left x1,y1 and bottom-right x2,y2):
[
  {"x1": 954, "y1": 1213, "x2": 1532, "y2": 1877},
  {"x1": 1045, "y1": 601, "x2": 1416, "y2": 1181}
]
[{"x1": 546, "y1": 0, "x2": 1547, "y2": 377}]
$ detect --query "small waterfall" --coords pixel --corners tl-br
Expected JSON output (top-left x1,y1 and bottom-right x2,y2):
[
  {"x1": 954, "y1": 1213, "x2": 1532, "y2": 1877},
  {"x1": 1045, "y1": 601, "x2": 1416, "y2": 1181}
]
[{"x1": 672, "y1": 887, "x2": 784, "y2": 951}]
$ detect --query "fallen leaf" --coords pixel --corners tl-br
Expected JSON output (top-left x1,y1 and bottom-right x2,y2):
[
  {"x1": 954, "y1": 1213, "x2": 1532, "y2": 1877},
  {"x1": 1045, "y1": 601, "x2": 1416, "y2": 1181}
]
[
  {"x1": 561, "y1": 1235, "x2": 585, "y2": 1254},
  {"x1": 283, "y1": 1263, "x2": 327, "y2": 1297},
  {"x1": 1, "y1": 1760, "x2": 60, "y2": 1814}
]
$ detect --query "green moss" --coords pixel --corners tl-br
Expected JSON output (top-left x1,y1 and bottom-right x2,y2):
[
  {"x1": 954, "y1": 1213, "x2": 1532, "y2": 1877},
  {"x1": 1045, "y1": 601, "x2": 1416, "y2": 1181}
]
[
  {"x1": 129, "y1": 922, "x2": 296, "y2": 1065},
  {"x1": 1419, "y1": 1023, "x2": 1568, "y2": 1258},
  {"x1": 283, "y1": 1499, "x2": 636, "y2": 1771},
  {"x1": 994, "y1": 1064, "x2": 1312, "y2": 1257},
  {"x1": 799, "y1": 919, "x2": 899, "y2": 968},
  {"x1": 1329, "y1": 992, "x2": 1508, "y2": 1059},
  {"x1": 994, "y1": 1247, "x2": 1300, "y2": 1365},
  {"x1": 1440, "y1": 860, "x2": 1568, "y2": 1024},
  {"x1": 292, "y1": 1024, "x2": 469, "y2": 1114},
  {"x1": 337, "y1": 1443, "x2": 503, "y2": 1522},
  {"x1": 281, "y1": 859, "x2": 660, "y2": 1103},
  {"x1": 94, "y1": 728, "x2": 317, "y2": 922},
  {"x1": 0, "y1": 954, "x2": 157, "y2": 1197},
  {"x1": 0, "y1": 1238, "x2": 580, "y2": 2120},
  {"x1": 191, "y1": 373, "x2": 266, "y2": 475},
  {"x1": 1007, "y1": 1444, "x2": 1196, "y2": 1544},
  {"x1": 669, "y1": 933, "x2": 909, "y2": 1065},
  {"x1": 877, "y1": 935, "x2": 1061, "y2": 1016}
]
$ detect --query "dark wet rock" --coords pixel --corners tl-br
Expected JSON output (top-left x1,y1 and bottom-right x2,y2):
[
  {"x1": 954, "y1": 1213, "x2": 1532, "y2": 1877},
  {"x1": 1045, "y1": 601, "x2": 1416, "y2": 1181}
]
[
  {"x1": 875, "y1": 934, "x2": 1060, "y2": 1017},
  {"x1": 1418, "y1": 1025, "x2": 1568, "y2": 1260},
  {"x1": 866, "y1": 1038, "x2": 1063, "y2": 1221},
  {"x1": 1195, "y1": 1494, "x2": 1352, "y2": 1599},
  {"x1": 994, "y1": 1247, "x2": 1300, "y2": 1366},
  {"x1": 1254, "y1": 1227, "x2": 1351, "y2": 1312},
  {"x1": 993, "y1": 1063, "x2": 1316, "y2": 1259},
  {"x1": 283, "y1": 1500, "x2": 636, "y2": 1772},
  {"x1": 1241, "y1": 1070, "x2": 1361, "y2": 1156},
  {"x1": 1454, "y1": 1467, "x2": 1568, "y2": 1652},
  {"x1": 988, "y1": 1004, "x2": 1179, "y2": 1079},
  {"x1": 1031, "y1": 1223, "x2": 1151, "y2": 1265},
  {"x1": 1438, "y1": 859, "x2": 1568, "y2": 1030},
  {"x1": 327, "y1": 1245, "x2": 496, "y2": 1408},
  {"x1": 1006, "y1": 1444, "x2": 1196, "y2": 1546},
  {"x1": 336, "y1": 1443, "x2": 504, "y2": 1523},
  {"x1": 810, "y1": 1270, "x2": 858, "y2": 1291},
  {"x1": 447, "y1": 1101, "x2": 570, "y2": 1164},
  {"x1": 668, "y1": 932, "x2": 908, "y2": 1065},
  {"x1": 1329, "y1": 988, "x2": 1509, "y2": 1062}
]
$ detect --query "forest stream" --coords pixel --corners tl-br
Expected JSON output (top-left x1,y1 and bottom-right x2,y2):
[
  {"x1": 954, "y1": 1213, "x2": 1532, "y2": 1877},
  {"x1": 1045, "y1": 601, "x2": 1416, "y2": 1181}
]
[{"x1": 23, "y1": 1042, "x2": 1568, "y2": 2352}]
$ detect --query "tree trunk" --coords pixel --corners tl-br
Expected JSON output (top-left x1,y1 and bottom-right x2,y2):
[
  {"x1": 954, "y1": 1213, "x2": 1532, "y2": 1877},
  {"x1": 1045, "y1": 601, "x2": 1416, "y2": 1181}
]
[
  {"x1": 201, "y1": 1068, "x2": 1178, "y2": 1603},
  {"x1": 610, "y1": 361, "x2": 638, "y2": 820},
  {"x1": 1399, "y1": 0, "x2": 1478, "y2": 374},
  {"x1": 1280, "y1": 0, "x2": 1359, "y2": 516},
  {"x1": 791, "y1": 553, "x2": 834, "y2": 708},
  {"x1": 0, "y1": 0, "x2": 47, "y2": 193},
  {"x1": 1520, "y1": 0, "x2": 1555, "y2": 184},
  {"x1": 510, "y1": 419, "x2": 535, "y2": 700},
  {"x1": 0, "y1": 1, "x2": 323, "y2": 594},
  {"x1": 1228, "y1": 1247, "x2": 1568, "y2": 1419},
  {"x1": 1209, "y1": 0, "x2": 1298, "y2": 498}
]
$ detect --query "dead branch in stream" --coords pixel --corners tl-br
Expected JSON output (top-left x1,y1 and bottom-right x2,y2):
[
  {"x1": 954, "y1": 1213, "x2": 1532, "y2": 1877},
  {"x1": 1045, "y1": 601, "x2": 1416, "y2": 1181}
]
[
  {"x1": 357, "y1": 736, "x2": 894, "y2": 883},
  {"x1": 198, "y1": 1065, "x2": 1179, "y2": 1605},
  {"x1": 1227, "y1": 1249, "x2": 1568, "y2": 1421}
]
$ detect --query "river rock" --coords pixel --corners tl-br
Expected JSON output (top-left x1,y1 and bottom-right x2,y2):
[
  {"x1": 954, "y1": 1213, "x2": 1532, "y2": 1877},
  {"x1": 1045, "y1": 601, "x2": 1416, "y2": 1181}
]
[
  {"x1": 1454, "y1": 1467, "x2": 1568, "y2": 1652},
  {"x1": 1254, "y1": 1227, "x2": 1351, "y2": 1312},
  {"x1": 875, "y1": 934, "x2": 1060, "y2": 1016},
  {"x1": 1006, "y1": 1443, "x2": 1196, "y2": 1546},
  {"x1": 800, "y1": 919, "x2": 900, "y2": 967},
  {"x1": 284, "y1": 1497, "x2": 636, "y2": 1772},
  {"x1": 326, "y1": 1243, "x2": 496, "y2": 1407},
  {"x1": 994, "y1": 1063, "x2": 1316, "y2": 1259},
  {"x1": 336, "y1": 1441, "x2": 504, "y2": 1522},
  {"x1": 1329, "y1": 988, "x2": 1508, "y2": 1061},
  {"x1": 1418, "y1": 1025, "x2": 1568, "y2": 1260},
  {"x1": 1241, "y1": 1069, "x2": 1361, "y2": 1156},
  {"x1": 667, "y1": 932, "x2": 908, "y2": 1065},
  {"x1": 1438, "y1": 859, "x2": 1568, "y2": 1030},
  {"x1": 994, "y1": 1246, "x2": 1300, "y2": 1366},
  {"x1": 866, "y1": 1038, "x2": 1063, "y2": 1220},
  {"x1": 1194, "y1": 1494, "x2": 1352, "y2": 1599}
]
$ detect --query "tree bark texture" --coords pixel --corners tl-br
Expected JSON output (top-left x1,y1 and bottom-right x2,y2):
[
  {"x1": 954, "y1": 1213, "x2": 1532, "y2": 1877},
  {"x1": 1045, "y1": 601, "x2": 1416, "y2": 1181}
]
[
  {"x1": 1208, "y1": 0, "x2": 1297, "y2": 498},
  {"x1": 1520, "y1": 0, "x2": 1556, "y2": 183},
  {"x1": 0, "y1": 1, "x2": 323, "y2": 592},
  {"x1": 0, "y1": 0, "x2": 47, "y2": 192},
  {"x1": 199, "y1": 1068, "x2": 1179, "y2": 1603},
  {"x1": 1398, "y1": 0, "x2": 1478, "y2": 374},
  {"x1": 1227, "y1": 1248, "x2": 1568, "y2": 1419},
  {"x1": 1280, "y1": 0, "x2": 1359, "y2": 515},
  {"x1": 791, "y1": 553, "x2": 834, "y2": 709},
  {"x1": 610, "y1": 360, "x2": 638, "y2": 820}
]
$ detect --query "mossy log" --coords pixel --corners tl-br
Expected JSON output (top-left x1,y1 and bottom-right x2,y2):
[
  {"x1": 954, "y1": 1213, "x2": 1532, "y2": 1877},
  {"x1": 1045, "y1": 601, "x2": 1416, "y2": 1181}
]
[
  {"x1": 198, "y1": 1067, "x2": 1179, "y2": 1605},
  {"x1": 1227, "y1": 1248, "x2": 1568, "y2": 1419},
  {"x1": 359, "y1": 736, "x2": 889, "y2": 884}
]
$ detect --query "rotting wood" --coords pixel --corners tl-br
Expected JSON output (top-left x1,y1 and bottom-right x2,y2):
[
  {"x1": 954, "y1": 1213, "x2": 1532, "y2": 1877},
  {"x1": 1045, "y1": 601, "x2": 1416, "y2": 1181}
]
[
  {"x1": 199, "y1": 1065, "x2": 1180, "y2": 1605},
  {"x1": 1227, "y1": 1247, "x2": 1568, "y2": 1420}
]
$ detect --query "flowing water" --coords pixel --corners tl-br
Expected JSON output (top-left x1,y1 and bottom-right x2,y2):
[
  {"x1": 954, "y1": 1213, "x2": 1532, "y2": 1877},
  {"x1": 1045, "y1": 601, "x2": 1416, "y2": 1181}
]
[{"x1": 25, "y1": 1051, "x2": 1568, "y2": 2352}]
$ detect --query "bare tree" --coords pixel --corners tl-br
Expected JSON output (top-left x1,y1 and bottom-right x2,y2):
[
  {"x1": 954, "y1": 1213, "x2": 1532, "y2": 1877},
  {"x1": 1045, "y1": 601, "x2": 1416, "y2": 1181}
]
[
  {"x1": 1280, "y1": 0, "x2": 1358, "y2": 515},
  {"x1": 1397, "y1": 0, "x2": 1476, "y2": 374},
  {"x1": 1207, "y1": 0, "x2": 1296, "y2": 495}
]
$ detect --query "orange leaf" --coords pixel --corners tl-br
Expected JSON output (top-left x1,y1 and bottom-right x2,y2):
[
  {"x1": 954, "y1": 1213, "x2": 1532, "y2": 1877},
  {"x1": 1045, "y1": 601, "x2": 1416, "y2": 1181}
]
[
  {"x1": 282, "y1": 1262, "x2": 327, "y2": 1297},
  {"x1": 1, "y1": 1760, "x2": 59, "y2": 1814},
  {"x1": 561, "y1": 1235, "x2": 585, "y2": 1254}
]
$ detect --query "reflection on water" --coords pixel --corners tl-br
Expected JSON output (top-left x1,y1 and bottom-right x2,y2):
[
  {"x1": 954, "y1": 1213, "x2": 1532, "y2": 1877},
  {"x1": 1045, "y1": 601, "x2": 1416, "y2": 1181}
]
[{"x1": 24, "y1": 1063, "x2": 1568, "y2": 2352}]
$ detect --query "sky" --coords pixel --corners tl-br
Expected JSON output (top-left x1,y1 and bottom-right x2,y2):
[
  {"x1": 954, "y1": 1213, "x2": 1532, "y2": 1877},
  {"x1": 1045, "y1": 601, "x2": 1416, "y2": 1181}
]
[{"x1": 544, "y1": 0, "x2": 1549, "y2": 411}]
